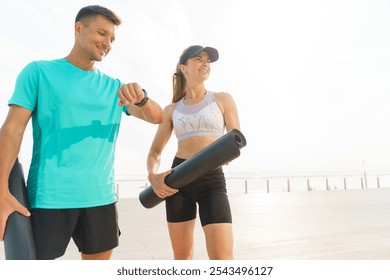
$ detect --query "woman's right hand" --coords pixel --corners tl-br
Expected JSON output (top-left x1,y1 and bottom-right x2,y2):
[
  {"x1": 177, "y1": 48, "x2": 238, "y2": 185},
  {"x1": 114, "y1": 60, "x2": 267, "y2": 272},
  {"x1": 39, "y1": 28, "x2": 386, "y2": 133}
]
[{"x1": 148, "y1": 169, "x2": 178, "y2": 199}]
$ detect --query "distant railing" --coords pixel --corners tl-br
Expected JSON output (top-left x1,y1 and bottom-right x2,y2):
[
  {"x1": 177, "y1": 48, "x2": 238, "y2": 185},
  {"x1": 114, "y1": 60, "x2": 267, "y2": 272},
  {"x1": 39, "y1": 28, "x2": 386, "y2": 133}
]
[
  {"x1": 115, "y1": 173, "x2": 390, "y2": 198},
  {"x1": 224, "y1": 173, "x2": 390, "y2": 194}
]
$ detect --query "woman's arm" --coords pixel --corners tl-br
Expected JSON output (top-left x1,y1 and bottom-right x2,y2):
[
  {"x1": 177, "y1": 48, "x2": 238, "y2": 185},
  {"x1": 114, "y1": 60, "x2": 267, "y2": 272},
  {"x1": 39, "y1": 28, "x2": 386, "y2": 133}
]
[
  {"x1": 146, "y1": 104, "x2": 178, "y2": 198},
  {"x1": 215, "y1": 92, "x2": 241, "y2": 132}
]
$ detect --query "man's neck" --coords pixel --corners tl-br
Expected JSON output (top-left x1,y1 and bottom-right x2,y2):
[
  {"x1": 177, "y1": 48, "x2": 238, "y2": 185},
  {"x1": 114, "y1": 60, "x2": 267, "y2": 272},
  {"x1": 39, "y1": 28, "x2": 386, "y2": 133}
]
[{"x1": 65, "y1": 52, "x2": 95, "y2": 71}]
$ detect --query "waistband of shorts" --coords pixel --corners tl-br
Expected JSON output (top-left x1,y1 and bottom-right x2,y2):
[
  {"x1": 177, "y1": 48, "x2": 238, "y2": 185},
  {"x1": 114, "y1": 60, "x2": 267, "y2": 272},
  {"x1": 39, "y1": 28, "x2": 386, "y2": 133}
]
[{"x1": 172, "y1": 156, "x2": 186, "y2": 168}]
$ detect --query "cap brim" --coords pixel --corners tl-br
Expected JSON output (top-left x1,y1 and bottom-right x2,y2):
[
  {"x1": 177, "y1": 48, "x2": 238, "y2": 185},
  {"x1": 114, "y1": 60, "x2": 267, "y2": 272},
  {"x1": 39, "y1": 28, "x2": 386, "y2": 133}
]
[
  {"x1": 180, "y1": 45, "x2": 219, "y2": 64},
  {"x1": 203, "y1": 47, "x2": 219, "y2": 63}
]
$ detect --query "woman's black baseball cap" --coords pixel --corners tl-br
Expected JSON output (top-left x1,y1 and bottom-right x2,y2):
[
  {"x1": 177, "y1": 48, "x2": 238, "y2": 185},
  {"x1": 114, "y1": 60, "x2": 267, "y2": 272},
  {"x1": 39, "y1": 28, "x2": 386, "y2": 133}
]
[{"x1": 179, "y1": 45, "x2": 219, "y2": 65}]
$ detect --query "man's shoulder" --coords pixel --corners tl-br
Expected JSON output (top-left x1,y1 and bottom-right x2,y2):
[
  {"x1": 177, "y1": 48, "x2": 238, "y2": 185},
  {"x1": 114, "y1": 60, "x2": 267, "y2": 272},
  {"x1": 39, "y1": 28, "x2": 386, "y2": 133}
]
[
  {"x1": 23, "y1": 58, "x2": 65, "y2": 71},
  {"x1": 17, "y1": 59, "x2": 62, "y2": 78},
  {"x1": 94, "y1": 68, "x2": 122, "y2": 84},
  {"x1": 30, "y1": 58, "x2": 64, "y2": 65}
]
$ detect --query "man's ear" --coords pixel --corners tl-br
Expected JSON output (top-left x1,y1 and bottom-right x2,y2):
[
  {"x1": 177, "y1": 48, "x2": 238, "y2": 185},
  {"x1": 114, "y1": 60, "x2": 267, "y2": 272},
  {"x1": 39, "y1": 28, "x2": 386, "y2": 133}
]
[{"x1": 74, "y1": 21, "x2": 83, "y2": 37}]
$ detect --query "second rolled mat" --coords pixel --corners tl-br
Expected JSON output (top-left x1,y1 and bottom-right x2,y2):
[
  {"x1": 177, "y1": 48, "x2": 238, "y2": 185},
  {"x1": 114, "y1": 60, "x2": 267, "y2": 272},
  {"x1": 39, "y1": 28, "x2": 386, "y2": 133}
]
[
  {"x1": 3, "y1": 158, "x2": 37, "y2": 260},
  {"x1": 139, "y1": 129, "x2": 247, "y2": 208}
]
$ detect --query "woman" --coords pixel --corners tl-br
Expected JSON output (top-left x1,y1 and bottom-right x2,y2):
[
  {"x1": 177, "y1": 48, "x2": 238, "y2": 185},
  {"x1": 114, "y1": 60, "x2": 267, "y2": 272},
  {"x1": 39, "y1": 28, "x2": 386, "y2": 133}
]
[{"x1": 147, "y1": 45, "x2": 240, "y2": 260}]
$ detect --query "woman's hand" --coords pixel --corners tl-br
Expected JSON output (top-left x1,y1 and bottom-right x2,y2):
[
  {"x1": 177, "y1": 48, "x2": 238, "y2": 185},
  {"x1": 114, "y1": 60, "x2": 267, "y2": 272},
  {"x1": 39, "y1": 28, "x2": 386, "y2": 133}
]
[{"x1": 148, "y1": 169, "x2": 178, "y2": 198}]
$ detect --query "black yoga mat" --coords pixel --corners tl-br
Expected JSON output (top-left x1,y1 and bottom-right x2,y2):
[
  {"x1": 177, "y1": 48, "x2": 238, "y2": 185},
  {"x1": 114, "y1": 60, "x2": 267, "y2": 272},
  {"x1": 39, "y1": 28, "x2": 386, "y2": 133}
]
[
  {"x1": 3, "y1": 158, "x2": 37, "y2": 260},
  {"x1": 139, "y1": 129, "x2": 247, "y2": 208}
]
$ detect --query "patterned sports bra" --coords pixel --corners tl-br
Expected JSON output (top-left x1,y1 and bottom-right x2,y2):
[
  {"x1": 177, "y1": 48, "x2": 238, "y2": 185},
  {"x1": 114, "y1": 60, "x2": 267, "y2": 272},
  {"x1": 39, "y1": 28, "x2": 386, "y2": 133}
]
[{"x1": 173, "y1": 91, "x2": 225, "y2": 142}]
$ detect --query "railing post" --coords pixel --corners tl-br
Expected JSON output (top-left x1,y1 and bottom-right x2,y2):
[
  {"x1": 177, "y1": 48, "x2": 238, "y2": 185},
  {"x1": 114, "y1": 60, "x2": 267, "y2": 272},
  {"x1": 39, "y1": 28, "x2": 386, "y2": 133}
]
[
  {"x1": 287, "y1": 179, "x2": 290, "y2": 192},
  {"x1": 267, "y1": 179, "x2": 270, "y2": 193},
  {"x1": 344, "y1": 177, "x2": 347, "y2": 190},
  {"x1": 326, "y1": 178, "x2": 329, "y2": 190},
  {"x1": 307, "y1": 178, "x2": 311, "y2": 191},
  {"x1": 116, "y1": 183, "x2": 120, "y2": 198},
  {"x1": 245, "y1": 179, "x2": 248, "y2": 194},
  {"x1": 377, "y1": 176, "x2": 380, "y2": 189}
]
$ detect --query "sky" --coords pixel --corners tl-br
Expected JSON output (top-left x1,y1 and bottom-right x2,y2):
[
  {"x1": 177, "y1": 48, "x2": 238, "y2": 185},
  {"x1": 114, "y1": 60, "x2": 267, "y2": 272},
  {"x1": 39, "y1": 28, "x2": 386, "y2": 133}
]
[{"x1": 1, "y1": 0, "x2": 390, "y2": 178}]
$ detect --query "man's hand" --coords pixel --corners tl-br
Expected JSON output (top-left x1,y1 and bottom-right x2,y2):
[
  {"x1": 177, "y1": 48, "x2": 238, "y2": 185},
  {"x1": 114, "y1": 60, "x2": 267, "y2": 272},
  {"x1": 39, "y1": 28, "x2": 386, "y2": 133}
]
[
  {"x1": 117, "y1": 83, "x2": 145, "y2": 106},
  {"x1": 0, "y1": 191, "x2": 30, "y2": 241}
]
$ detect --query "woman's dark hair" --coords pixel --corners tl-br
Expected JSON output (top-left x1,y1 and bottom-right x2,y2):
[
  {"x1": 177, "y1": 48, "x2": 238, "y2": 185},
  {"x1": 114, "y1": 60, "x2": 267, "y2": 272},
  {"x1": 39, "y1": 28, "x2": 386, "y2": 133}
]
[{"x1": 172, "y1": 65, "x2": 186, "y2": 103}]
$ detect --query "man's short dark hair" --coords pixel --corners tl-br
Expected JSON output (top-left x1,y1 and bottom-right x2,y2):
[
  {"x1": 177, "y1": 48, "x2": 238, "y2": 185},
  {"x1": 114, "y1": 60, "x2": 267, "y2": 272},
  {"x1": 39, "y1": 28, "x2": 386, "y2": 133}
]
[{"x1": 75, "y1": 5, "x2": 122, "y2": 26}]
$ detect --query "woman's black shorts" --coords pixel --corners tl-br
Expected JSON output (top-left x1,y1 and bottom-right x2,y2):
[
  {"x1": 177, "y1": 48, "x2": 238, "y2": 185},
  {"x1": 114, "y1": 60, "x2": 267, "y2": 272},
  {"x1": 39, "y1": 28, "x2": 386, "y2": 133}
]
[{"x1": 165, "y1": 157, "x2": 232, "y2": 227}]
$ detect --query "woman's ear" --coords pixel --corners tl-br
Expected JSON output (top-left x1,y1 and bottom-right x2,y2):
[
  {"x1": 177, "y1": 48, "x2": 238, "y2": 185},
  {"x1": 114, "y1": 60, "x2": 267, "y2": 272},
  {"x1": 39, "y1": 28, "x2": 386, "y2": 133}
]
[{"x1": 179, "y1": 64, "x2": 186, "y2": 75}]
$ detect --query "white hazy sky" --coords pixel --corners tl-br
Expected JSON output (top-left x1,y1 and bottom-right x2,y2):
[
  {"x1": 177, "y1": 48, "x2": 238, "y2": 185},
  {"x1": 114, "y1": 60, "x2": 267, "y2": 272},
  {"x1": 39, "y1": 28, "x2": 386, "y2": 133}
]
[{"x1": 1, "y1": 0, "x2": 390, "y2": 177}]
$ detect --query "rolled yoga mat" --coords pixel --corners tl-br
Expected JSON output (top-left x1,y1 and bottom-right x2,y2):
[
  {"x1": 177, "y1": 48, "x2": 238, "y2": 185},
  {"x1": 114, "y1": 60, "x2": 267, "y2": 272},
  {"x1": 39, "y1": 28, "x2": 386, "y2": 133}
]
[
  {"x1": 3, "y1": 158, "x2": 37, "y2": 260},
  {"x1": 139, "y1": 128, "x2": 247, "y2": 208}
]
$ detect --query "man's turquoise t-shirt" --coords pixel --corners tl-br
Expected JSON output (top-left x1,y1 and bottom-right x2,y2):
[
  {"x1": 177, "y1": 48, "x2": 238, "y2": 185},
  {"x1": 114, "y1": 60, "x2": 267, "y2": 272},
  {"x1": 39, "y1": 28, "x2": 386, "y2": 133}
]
[{"x1": 8, "y1": 58, "x2": 128, "y2": 209}]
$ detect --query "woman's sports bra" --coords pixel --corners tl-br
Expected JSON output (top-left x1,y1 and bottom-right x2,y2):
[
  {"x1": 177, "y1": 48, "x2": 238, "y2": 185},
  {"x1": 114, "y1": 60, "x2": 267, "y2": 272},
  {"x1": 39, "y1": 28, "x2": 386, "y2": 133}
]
[{"x1": 173, "y1": 91, "x2": 225, "y2": 142}]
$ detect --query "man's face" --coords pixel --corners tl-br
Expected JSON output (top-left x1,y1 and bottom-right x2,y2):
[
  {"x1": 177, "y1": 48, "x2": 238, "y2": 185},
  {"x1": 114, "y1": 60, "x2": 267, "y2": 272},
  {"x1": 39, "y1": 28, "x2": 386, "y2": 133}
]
[{"x1": 75, "y1": 15, "x2": 117, "y2": 62}]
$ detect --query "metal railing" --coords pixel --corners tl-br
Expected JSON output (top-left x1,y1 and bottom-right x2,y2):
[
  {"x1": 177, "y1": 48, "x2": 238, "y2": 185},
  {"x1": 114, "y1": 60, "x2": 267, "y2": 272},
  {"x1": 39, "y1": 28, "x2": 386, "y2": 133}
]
[
  {"x1": 115, "y1": 173, "x2": 390, "y2": 198},
  {"x1": 224, "y1": 173, "x2": 390, "y2": 194}
]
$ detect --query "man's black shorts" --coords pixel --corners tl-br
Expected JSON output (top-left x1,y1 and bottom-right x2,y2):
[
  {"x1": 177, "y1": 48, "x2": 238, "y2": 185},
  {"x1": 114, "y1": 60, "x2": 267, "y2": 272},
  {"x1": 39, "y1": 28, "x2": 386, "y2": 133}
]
[{"x1": 30, "y1": 203, "x2": 119, "y2": 260}]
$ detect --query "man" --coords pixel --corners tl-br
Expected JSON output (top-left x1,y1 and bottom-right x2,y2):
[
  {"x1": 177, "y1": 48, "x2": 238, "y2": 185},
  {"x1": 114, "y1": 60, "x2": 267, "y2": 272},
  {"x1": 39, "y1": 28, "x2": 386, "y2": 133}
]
[{"x1": 0, "y1": 5, "x2": 163, "y2": 260}]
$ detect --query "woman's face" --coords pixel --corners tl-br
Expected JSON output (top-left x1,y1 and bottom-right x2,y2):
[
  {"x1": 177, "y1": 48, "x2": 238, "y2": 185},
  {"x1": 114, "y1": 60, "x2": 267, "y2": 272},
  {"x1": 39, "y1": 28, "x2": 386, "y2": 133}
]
[{"x1": 181, "y1": 51, "x2": 211, "y2": 82}]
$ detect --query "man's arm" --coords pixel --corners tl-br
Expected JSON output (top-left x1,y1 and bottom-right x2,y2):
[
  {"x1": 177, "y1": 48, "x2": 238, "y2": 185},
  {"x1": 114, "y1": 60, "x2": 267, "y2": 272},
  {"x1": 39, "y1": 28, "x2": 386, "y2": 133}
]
[
  {"x1": 117, "y1": 83, "x2": 163, "y2": 124},
  {"x1": 0, "y1": 105, "x2": 32, "y2": 240}
]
